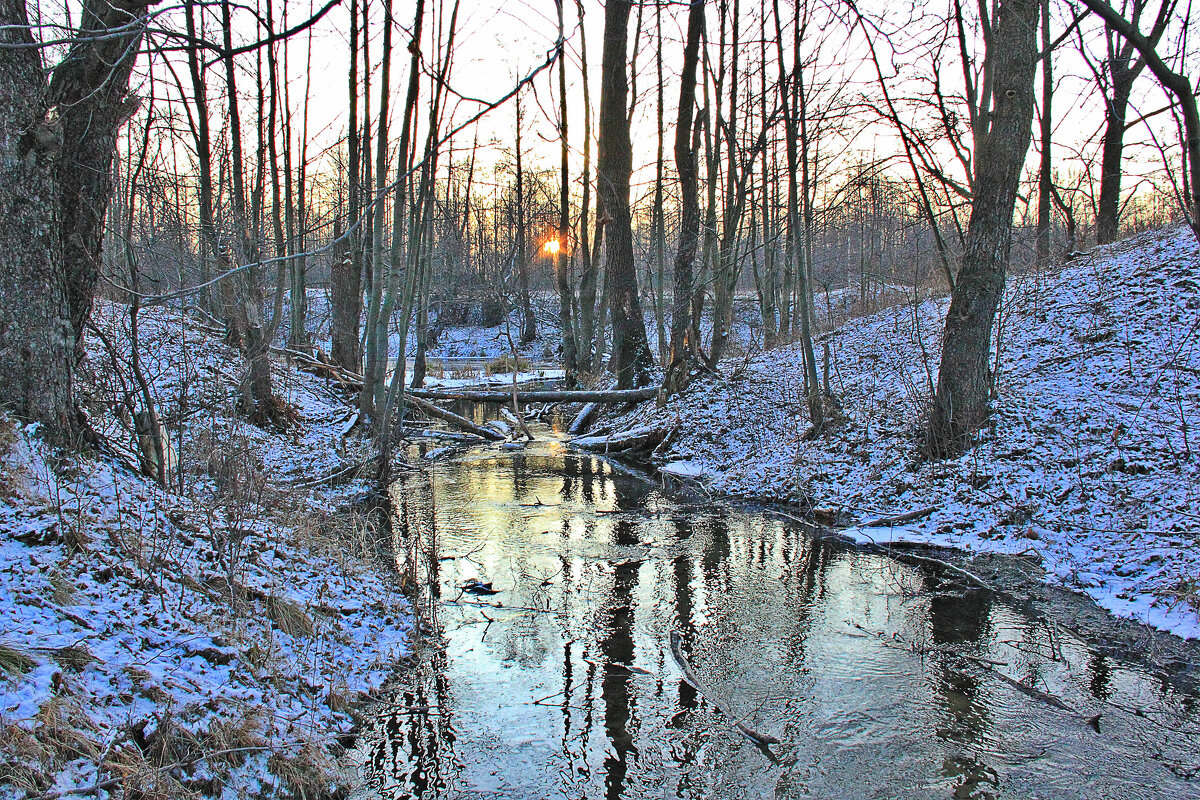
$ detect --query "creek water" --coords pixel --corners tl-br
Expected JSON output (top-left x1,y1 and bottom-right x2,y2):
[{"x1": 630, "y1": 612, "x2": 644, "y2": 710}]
[{"x1": 348, "y1": 430, "x2": 1200, "y2": 799}]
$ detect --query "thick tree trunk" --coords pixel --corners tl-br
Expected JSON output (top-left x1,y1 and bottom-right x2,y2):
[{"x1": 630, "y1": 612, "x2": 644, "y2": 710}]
[
  {"x1": 597, "y1": 0, "x2": 653, "y2": 388},
  {"x1": 50, "y1": 0, "x2": 151, "y2": 349},
  {"x1": 928, "y1": 0, "x2": 1040, "y2": 455},
  {"x1": 0, "y1": 0, "x2": 76, "y2": 442}
]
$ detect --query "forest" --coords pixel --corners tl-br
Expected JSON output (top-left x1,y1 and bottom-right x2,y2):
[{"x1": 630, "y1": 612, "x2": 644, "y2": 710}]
[{"x1": 1, "y1": 0, "x2": 1199, "y2": 797}]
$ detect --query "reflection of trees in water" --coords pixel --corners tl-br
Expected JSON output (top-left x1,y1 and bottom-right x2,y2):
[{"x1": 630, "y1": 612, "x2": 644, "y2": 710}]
[
  {"x1": 601, "y1": 518, "x2": 644, "y2": 800},
  {"x1": 928, "y1": 577, "x2": 998, "y2": 799},
  {"x1": 365, "y1": 648, "x2": 458, "y2": 799}
]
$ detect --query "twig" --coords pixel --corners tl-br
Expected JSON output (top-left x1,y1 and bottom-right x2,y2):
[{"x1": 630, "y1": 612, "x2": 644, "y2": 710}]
[{"x1": 668, "y1": 631, "x2": 780, "y2": 747}]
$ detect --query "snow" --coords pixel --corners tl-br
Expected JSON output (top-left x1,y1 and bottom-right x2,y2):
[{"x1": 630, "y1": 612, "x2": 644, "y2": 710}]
[
  {"x1": 597, "y1": 223, "x2": 1200, "y2": 641},
  {"x1": 0, "y1": 303, "x2": 414, "y2": 797},
  {"x1": 659, "y1": 460, "x2": 710, "y2": 479}
]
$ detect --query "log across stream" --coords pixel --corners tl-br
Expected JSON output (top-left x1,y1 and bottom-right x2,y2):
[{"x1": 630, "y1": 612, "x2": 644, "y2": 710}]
[{"x1": 346, "y1": 430, "x2": 1200, "y2": 800}]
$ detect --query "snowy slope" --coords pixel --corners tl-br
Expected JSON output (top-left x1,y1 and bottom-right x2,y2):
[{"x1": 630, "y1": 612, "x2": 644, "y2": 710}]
[
  {"x1": 0, "y1": 305, "x2": 414, "y2": 797},
  {"x1": 609, "y1": 223, "x2": 1200, "y2": 639}
]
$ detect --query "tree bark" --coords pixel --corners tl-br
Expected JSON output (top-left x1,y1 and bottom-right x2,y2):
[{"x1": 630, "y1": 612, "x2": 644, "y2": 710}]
[
  {"x1": 1092, "y1": 1, "x2": 1173, "y2": 244},
  {"x1": 332, "y1": 0, "x2": 362, "y2": 371},
  {"x1": 928, "y1": 0, "x2": 1040, "y2": 455},
  {"x1": 556, "y1": 0, "x2": 578, "y2": 383},
  {"x1": 665, "y1": 0, "x2": 706, "y2": 393},
  {"x1": 597, "y1": 0, "x2": 654, "y2": 388},
  {"x1": 1035, "y1": 0, "x2": 1052, "y2": 268},
  {"x1": 514, "y1": 91, "x2": 536, "y2": 344},
  {"x1": 0, "y1": 0, "x2": 76, "y2": 442},
  {"x1": 50, "y1": 0, "x2": 151, "y2": 350}
]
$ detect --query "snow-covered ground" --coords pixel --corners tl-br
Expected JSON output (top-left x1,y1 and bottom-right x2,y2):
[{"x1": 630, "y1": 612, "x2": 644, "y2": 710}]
[
  {"x1": 0, "y1": 305, "x2": 414, "y2": 797},
  {"x1": 599, "y1": 223, "x2": 1200, "y2": 640}
]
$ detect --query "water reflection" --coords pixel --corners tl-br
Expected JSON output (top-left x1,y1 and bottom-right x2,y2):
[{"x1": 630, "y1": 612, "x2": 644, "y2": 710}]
[{"x1": 349, "y1": 436, "x2": 1200, "y2": 799}]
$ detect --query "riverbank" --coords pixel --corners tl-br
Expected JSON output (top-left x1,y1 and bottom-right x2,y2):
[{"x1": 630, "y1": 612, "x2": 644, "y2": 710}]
[
  {"x1": 0, "y1": 305, "x2": 413, "y2": 797},
  {"x1": 596, "y1": 223, "x2": 1200, "y2": 641}
]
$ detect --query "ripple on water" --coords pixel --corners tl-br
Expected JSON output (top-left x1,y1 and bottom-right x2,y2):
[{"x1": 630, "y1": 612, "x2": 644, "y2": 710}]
[{"x1": 350, "y1": 435, "x2": 1200, "y2": 800}]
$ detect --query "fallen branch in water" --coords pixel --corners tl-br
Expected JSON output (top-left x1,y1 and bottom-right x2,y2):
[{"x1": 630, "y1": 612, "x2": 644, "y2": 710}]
[
  {"x1": 570, "y1": 424, "x2": 673, "y2": 456},
  {"x1": 668, "y1": 631, "x2": 781, "y2": 747}
]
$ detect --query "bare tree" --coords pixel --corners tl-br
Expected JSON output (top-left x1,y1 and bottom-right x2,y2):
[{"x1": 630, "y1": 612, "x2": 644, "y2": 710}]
[
  {"x1": 928, "y1": 0, "x2": 1041, "y2": 455},
  {"x1": 597, "y1": 0, "x2": 654, "y2": 388},
  {"x1": 665, "y1": 0, "x2": 706, "y2": 393},
  {"x1": 1079, "y1": 0, "x2": 1192, "y2": 241},
  {"x1": 1, "y1": 0, "x2": 152, "y2": 442}
]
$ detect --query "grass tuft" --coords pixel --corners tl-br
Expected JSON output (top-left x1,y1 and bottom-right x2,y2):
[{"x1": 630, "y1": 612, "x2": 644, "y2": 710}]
[{"x1": 0, "y1": 643, "x2": 38, "y2": 677}]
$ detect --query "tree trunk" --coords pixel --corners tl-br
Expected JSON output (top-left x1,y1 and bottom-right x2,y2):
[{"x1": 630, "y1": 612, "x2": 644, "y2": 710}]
[
  {"x1": 928, "y1": 0, "x2": 1040, "y2": 455},
  {"x1": 597, "y1": 0, "x2": 654, "y2": 389},
  {"x1": 1092, "y1": 0, "x2": 1174, "y2": 244},
  {"x1": 514, "y1": 91, "x2": 536, "y2": 344},
  {"x1": 1095, "y1": 74, "x2": 1136, "y2": 244},
  {"x1": 576, "y1": 0, "x2": 598, "y2": 373},
  {"x1": 0, "y1": 0, "x2": 76, "y2": 442},
  {"x1": 556, "y1": 0, "x2": 578, "y2": 383},
  {"x1": 360, "y1": 0, "x2": 397, "y2": 420},
  {"x1": 773, "y1": 0, "x2": 822, "y2": 431},
  {"x1": 666, "y1": 0, "x2": 705, "y2": 394},
  {"x1": 332, "y1": 0, "x2": 362, "y2": 371},
  {"x1": 1035, "y1": 0, "x2": 1052, "y2": 268},
  {"x1": 50, "y1": 0, "x2": 151, "y2": 350}
]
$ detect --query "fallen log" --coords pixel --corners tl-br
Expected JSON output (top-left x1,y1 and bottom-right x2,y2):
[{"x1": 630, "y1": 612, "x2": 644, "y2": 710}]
[
  {"x1": 669, "y1": 631, "x2": 781, "y2": 747},
  {"x1": 402, "y1": 394, "x2": 505, "y2": 441},
  {"x1": 408, "y1": 387, "x2": 658, "y2": 404},
  {"x1": 861, "y1": 505, "x2": 938, "y2": 527},
  {"x1": 569, "y1": 424, "x2": 671, "y2": 455},
  {"x1": 569, "y1": 402, "x2": 600, "y2": 434}
]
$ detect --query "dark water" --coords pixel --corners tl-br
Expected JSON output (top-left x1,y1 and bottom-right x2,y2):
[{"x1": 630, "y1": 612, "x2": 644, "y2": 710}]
[{"x1": 349, "y1": 434, "x2": 1200, "y2": 799}]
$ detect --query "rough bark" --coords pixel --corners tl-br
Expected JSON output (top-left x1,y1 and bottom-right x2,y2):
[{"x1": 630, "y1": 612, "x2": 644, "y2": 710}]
[
  {"x1": 597, "y1": 0, "x2": 654, "y2": 388},
  {"x1": 332, "y1": 0, "x2": 362, "y2": 372},
  {"x1": 928, "y1": 0, "x2": 1040, "y2": 455},
  {"x1": 0, "y1": 0, "x2": 76, "y2": 441},
  {"x1": 50, "y1": 0, "x2": 151, "y2": 349}
]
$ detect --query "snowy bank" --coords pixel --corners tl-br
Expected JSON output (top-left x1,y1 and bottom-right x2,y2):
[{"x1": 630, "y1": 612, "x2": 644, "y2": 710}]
[
  {"x1": 602, "y1": 223, "x2": 1200, "y2": 640},
  {"x1": 0, "y1": 304, "x2": 415, "y2": 797}
]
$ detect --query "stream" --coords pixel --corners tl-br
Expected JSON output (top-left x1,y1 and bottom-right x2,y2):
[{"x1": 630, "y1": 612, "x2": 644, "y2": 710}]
[{"x1": 347, "y1": 428, "x2": 1200, "y2": 799}]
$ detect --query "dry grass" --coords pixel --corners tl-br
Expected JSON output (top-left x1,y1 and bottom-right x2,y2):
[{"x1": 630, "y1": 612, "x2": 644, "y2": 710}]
[
  {"x1": 265, "y1": 594, "x2": 315, "y2": 638},
  {"x1": 485, "y1": 354, "x2": 532, "y2": 375},
  {"x1": 48, "y1": 569, "x2": 77, "y2": 605},
  {"x1": 35, "y1": 696, "x2": 102, "y2": 765},
  {"x1": 0, "y1": 721, "x2": 52, "y2": 792},
  {"x1": 267, "y1": 740, "x2": 342, "y2": 798},
  {"x1": 47, "y1": 643, "x2": 98, "y2": 672},
  {"x1": 0, "y1": 642, "x2": 37, "y2": 676}
]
